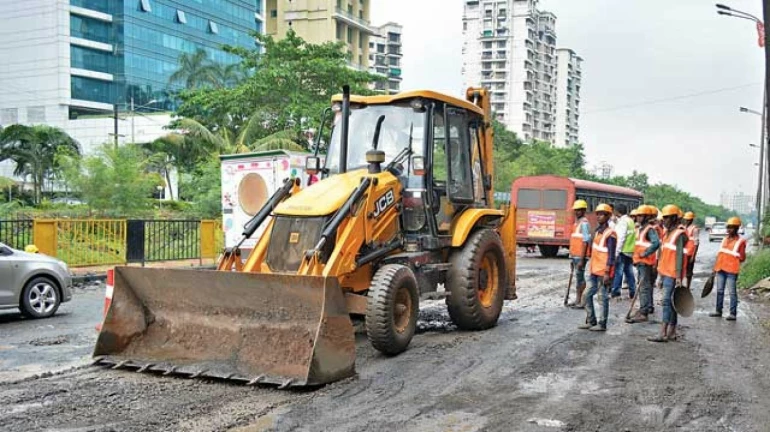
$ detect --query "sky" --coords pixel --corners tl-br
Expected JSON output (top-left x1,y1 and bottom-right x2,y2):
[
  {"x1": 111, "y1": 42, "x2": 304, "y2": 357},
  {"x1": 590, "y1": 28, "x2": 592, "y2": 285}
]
[{"x1": 370, "y1": 0, "x2": 766, "y2": 205}]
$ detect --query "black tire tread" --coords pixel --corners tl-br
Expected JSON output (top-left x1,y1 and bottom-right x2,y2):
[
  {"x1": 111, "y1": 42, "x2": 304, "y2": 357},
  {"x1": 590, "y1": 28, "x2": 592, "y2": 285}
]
[
  {"x1": 446, "y1": 229, "x2": 506, "y2": 330},
  {"x1": 366, "y1": 264, "x2": 418, "y2": 356}
]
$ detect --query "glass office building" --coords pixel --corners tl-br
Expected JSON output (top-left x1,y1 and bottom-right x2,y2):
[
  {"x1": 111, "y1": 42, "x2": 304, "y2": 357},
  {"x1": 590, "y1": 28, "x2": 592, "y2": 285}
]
[{"x1": 68, "y1": 0, "x2": 263, "y2": 115}]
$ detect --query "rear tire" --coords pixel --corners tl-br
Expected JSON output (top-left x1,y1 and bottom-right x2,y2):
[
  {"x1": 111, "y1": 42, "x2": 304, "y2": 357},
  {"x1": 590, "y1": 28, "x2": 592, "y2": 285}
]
[
  {"x1": 446, "y1": 229, "x2": 506, "y2": 330},
  {"x1": 20, "y1": 276, "x2": 60, "y2": 319},
  {"x1": 366, "y1": 264, "x2": 419, "y2": 356},
  {"x1": 538, "y1": 245, "x2": 559, "y2": 258}
]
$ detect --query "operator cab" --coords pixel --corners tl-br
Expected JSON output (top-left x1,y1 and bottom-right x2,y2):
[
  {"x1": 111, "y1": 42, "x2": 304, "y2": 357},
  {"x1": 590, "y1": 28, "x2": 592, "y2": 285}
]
[{"x1": 310, "y1": 90, "x2": 491, "y2": 250}]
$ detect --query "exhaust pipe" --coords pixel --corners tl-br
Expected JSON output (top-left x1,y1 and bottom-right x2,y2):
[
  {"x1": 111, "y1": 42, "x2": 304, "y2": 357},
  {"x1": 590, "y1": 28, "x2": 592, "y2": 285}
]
[{"x1": 340, "y1": 85, "x2": 350, "y2": 173}]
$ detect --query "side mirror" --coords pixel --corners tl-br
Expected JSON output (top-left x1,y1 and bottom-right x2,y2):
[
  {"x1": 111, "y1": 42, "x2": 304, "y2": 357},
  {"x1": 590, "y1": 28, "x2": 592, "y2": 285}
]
[
  {"x1": 0, "y1": 246, "x2": 12, "y2": 256},
  {"x1": 411, "y1": 156, "x2": 425, "y2": 176},
  {"x1": 305, "y1": 156, "x2": 321, "y2": 175}
]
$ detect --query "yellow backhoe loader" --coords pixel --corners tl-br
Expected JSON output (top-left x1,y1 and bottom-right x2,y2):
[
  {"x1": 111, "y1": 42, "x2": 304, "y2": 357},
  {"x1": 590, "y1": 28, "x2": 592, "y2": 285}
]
[{"x1": 93, "y1": 86, "x2": 517, "y2": 388}]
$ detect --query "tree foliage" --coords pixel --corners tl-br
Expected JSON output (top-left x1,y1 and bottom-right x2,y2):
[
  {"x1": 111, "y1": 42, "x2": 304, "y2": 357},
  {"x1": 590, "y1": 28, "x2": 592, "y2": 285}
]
[
  {"x1": 58, "y1": 144, "x2": 159, "y2": 214},
  {"x1": 175, "y1": 30, "x2": 380, "y2": 138},
  {"x1": 0, "y1": 125, "x2": 80, "y2": 204}
]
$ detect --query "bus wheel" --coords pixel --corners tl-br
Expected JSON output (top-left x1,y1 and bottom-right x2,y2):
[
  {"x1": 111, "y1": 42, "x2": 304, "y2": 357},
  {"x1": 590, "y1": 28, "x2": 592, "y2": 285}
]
[{"x1": 538, "y1": 245, "x2": 559, "y2": 258}]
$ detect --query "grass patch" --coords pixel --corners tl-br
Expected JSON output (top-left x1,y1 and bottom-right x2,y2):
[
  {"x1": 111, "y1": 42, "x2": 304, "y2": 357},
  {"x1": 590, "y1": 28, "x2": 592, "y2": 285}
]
[{"x1": 738, "y1": 249, "x2": 770, "y2": 290}]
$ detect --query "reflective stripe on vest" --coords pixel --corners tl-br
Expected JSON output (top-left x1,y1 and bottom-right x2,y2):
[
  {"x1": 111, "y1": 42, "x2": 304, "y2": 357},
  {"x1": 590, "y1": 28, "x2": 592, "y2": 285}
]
[
  {"x1": 714, "y1": 237, "x2": 745, "y2": 274},
  {"x1": 569, "y1": 217, "x2": 591, "y2": 257},
  {"x1": 590, "y1": 228, "x2": 616, "y2": 276},
  {"x1": 658, "y1": 229, "x2": 685, "y2": 278},
  {"x1": 633, "y1": 225, "x2": 656, "y2": 266}
]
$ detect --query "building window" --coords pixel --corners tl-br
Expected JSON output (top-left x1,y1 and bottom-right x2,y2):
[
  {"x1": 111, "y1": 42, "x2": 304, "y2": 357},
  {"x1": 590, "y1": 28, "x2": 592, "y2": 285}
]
[
  {"x1": 336, "y1": 23, "x2": 343, "y2": 40},
  {"x1": 347, "y1": 27, "x2": 353, "y2": 43},
  {"x1": 209, "y1": 21, "x2": 219, "y2": 34},
  {"x1": 0, "y1": 108, "x2": 18, "y2": 125},
  {"x1": 463, "y1": 22, "x2": 467, "y2": 31},
  {"x1": 139, "y1": 0, "x2": 151, "y2": 12},
  {"x1": 270, "y1": 9, "x2": 277, "y2": 18},
  {"x1": 70, "y1": 15, "x2": 112, "y2": 44},
  {"x1": 176, "y1": 10, "x2": 187, "y2": 24},
  {"x1": 388, "y1": 32, "x2": 400, "y2": 43},
  {"x1": 359, "y1": 36, "x2": 363, "y2": 48},
  {"x1": 359, "y1": 54, "x2": 363, "y2": 65}
]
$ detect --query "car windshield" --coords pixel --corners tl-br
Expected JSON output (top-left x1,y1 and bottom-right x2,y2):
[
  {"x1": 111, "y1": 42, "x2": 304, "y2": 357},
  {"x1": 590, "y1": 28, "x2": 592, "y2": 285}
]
[
  {"x1": 713, "y1": 223, "x2": 726, "y2": 229},
  {"x1": 325, "y1": 104, "x2": 425, "y2": 174}
]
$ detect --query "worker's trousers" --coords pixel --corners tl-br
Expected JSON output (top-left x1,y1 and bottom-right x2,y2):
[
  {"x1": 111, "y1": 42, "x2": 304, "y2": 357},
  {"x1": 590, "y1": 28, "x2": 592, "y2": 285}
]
[
  {"x1": 585, "y1": 274, "x2": 609, "y2": 326},
  {"x1": 660, "y1": 276, "x2": 677, "y2": 325},
  {"x1": 636, "y1": 264, "x2": 654, "y2": 315}
]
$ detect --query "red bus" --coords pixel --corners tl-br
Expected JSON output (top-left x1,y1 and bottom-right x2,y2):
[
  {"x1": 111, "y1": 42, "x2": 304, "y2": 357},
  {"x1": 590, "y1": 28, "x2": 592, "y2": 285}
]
[{"x1": 511, "y1": 175, "x2": 643, "y2": 257}]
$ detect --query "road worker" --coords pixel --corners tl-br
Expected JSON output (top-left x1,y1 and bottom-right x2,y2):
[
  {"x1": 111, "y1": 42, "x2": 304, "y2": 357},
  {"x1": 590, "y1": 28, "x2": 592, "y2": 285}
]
[
  {"x1": 649, "y1": 204, "x2": 688, "y2": 342},
  {"x1": 628, "y1": 205, "x2": 661, "y2": 323},
  {"x1": 630, "y1": 208, "x2": 640, "y2": 229},
  {"x1": 682, "y1": 212, "x2": 700, "y2": 289},
  {"x1": 568, "y1": 199, "x2": 592, "y2": 308},
  {"x1": 612, "y1": 204, "x2": 637, "y2": 300},
  {"x1": 709, "y1": 216, "x2": 747, "y2": 321},
  {"x1": 579, "y1": 203, "x2": 616, "y2": 332}
]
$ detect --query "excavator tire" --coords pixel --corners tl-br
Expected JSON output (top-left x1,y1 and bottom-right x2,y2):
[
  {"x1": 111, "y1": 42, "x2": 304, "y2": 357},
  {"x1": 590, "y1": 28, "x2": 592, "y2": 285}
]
[
  {"x1": 366, "y1": 264, "x2": 419, "y2": 356},
  {"x1": 446, "y1": 229, "x2": 506, "y2": 330}
]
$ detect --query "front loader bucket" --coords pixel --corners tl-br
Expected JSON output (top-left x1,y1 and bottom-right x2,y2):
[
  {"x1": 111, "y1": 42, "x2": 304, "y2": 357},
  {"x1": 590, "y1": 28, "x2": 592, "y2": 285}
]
[{"x1": 93, "y1": 267, "x2": 356, "y2": 388}]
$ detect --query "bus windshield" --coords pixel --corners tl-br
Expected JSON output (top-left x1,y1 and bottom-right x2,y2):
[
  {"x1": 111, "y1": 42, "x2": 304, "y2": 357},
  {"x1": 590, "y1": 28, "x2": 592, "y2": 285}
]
[{"x1": 326, "y1": 104, "x2": 425, "y2": 174}]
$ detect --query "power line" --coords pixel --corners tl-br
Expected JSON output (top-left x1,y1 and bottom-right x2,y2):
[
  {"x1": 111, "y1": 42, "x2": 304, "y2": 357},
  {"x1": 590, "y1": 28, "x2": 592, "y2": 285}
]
[{"x1": 583, "y1": 82, "x2": 763, "y2": 115}]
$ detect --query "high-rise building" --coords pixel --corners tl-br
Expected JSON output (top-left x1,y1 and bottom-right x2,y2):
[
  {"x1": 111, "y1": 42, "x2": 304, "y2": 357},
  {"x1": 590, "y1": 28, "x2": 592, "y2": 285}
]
[
  {"x1": 0, "y1": 0, "x2": 263, "y2": 131},
  {"x1": 369, "y1": 22, "x2": 403, "y2": 94},
  {"x1": 461, "y1": 0, "x2": 581, "y2": 145},
  {"x1": 720, "y1": 192, "x2": 755, "y2": 214},
  {"x1": 555, "y1": 48, "x2": 582, "y2": 147},
  {"x1": 266, "y1": 0, "x2": 374, "y2": 71}
]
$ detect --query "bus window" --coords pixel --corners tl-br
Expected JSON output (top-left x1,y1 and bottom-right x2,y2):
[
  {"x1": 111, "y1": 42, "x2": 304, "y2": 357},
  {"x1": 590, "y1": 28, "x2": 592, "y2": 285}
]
[
  {"x1": 543, "y1": 189, "x2": 567, "y2": 210},
  {"x1": 517, "y1": 189, "x2": 541, "y2": 209}
]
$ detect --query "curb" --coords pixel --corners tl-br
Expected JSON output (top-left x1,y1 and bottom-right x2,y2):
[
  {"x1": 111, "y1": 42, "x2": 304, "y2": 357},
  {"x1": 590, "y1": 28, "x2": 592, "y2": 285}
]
[{"x1": 71, "y1": 264, "x2": 217, "y2": 284}]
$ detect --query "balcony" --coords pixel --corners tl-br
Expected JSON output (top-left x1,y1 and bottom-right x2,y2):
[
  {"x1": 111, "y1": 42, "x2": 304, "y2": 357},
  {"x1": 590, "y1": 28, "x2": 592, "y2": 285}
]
[{"x1": 334, "y1": 7, "x2": 376, "y2": 34}]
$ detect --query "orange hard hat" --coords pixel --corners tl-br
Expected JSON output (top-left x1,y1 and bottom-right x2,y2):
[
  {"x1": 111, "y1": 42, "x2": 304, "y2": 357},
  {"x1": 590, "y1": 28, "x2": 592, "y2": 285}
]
[
  {"x1": 683, "y1": 211, "x2": 695, "y2": 220},
  {"x1": 595, "y1": 203, "x2": 613, "y2": 214},
  {"x1": 661, "y1": 204, "x2": 681, "y2": 217},
  {"x1": 726, "y1": 216, "x2": 742, "y2": 227}
]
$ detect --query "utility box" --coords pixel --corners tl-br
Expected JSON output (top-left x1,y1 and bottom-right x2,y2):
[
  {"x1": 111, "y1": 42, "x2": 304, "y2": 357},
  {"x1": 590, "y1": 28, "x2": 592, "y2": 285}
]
[{"x1": 220, "y1": 150, "x2": 320, "y2": 251}]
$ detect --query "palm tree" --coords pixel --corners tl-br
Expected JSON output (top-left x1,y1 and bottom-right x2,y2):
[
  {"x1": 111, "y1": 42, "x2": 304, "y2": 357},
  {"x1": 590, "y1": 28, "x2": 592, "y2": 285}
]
[
  {"x1": 0, "y1": 125, "x2": 80, "y2": 204},
  {"x1": 210, "y1": 63, "x2": 244, "y2": 88},
  {"x1": 169, "y1": 49, "x2": 216, "y2": 89}
]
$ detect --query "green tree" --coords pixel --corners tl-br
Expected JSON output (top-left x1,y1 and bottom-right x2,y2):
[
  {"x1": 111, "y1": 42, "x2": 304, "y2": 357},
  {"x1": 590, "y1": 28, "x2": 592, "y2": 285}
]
[
  {"x1": 169, "y1": 48, "x2": 217, "y2": 89},
  {"x1": 175, "y1": 30, "x2": 380, "y2": 138},
  {"x1": 0, "y1": 125, "x2": 80, "y2": 204},
  {"x1": 178, "y1": 155, "x2": 221, "y2": 218},
  {"x1": 58, "y1": 144, "x2": 158, "y2": 214},
  {"x1": 210, "y1": 63, "x2": 245, "y2": 88}
]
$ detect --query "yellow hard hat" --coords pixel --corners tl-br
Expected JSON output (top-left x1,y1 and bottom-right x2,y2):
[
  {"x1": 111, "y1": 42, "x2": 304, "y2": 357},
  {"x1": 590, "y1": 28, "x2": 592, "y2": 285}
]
[
  {"x1": 572, "y1": 199, "x2": 588, "y2": 210},
  {"x1": 595, "y1": 203, "x2": 613, "y2": 214},
  {"x1": 640, "y1": 205, "x2": 657, "y2": 216},
  {"x1": 661, "y1": 204, "x2": 681, "y2": 217},
  {"x1": 630, "y1": 208, "x2": 639, "y2": 216},
  {"x1": 24, "y1": 244, "x2": 39, "y2": 254},
  {"x1": 726, "y1": 216, "x2": 742, "y2": 227},
  {"x1": 683, "y1": 211, "x2": 695, "y2": 220}
]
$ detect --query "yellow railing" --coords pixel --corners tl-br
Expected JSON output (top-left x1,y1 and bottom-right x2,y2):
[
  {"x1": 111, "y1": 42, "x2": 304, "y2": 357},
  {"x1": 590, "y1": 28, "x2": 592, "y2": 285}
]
[{"x1": 30, "y1": 219, "x2": 221, "y2": 267}]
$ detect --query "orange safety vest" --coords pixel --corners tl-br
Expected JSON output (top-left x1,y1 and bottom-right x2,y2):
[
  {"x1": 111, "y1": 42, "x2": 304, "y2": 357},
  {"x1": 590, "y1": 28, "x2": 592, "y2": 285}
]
[
  {"x1": 714, "y1": 236, "x2": 746, "y2": 275},
  {"x1": 685, "y1": 225, "x2": 698, "y2": 258},
  {"x1": 590, "y1": 227, "x2": 617, "y2": 276},
  {"x1": 658, "y1": 229, "x2": 687, "y2": 279},
  {"x1": 569, "y1": 217, "x2": 591, "y2": 258},
  {"x1": 633, "y1": 224, "x2": 657, "y2": 266}
]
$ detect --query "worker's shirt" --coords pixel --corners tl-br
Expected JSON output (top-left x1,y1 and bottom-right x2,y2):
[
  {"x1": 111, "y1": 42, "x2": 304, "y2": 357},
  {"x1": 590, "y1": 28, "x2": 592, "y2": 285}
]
[
  {"x1": 614, "y1": 214, "x2": 636, "y2": 257},
  {"x1": 641, "y1": 224, "x2": 661, "y2": 258}
]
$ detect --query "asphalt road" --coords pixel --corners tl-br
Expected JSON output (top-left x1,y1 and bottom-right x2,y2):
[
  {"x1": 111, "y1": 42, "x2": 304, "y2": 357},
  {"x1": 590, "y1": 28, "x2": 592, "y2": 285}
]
[{"x1": 2, "y1": 233, "x2": 770, "y2": 431}]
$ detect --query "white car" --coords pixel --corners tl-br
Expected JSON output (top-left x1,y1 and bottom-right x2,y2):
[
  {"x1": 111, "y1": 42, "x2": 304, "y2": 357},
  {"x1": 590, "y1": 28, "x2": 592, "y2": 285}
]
[{"x1": 708, "y1": 223, "x2": 727, "y2": 242}]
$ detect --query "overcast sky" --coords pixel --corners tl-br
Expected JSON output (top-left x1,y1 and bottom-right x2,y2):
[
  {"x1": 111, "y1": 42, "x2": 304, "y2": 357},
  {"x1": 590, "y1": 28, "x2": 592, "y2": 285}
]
[{"x1": 371, "y1": 0, "x2": 765, "y2": 205}]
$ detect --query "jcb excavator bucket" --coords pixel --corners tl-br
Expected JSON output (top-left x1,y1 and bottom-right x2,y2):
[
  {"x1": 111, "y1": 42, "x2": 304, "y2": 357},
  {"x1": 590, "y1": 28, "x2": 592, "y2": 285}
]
[{"x1": 93, "y1": 267, "x2": 356, "y2": 388}]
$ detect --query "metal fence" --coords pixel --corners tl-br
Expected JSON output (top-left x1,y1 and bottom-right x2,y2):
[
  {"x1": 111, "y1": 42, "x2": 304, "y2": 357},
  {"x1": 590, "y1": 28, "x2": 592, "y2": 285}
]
[
  {"x1": 126, "y1": 220, "x2": 202, "y2": 265},
  {"x1": 0, "y1": 218, "x2": 33, "y2": 250},
  {"x1": 57, "y1": 220, "x2": 127, "y2": 267},
  {"x1": 19, "y1": 218, "x2": 221, "y2": 267}
]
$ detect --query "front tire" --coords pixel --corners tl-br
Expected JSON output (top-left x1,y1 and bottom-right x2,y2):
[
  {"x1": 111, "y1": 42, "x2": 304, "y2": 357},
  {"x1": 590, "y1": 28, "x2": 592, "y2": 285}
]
[
  {"x1": 366, "y1": 264, "x2": 419, "y2": 356},
  {"x1": 446, "y1": 229, "x2": 506, "y2": 330},
  {"x1": 20, "y1": 276, "x2": 60, "y2": 318}
]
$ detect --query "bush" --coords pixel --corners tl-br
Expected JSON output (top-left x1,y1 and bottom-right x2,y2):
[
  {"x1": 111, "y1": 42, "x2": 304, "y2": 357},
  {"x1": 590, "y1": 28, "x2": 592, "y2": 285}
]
[{"x1": 738, "y1": 249, "x2": 770, "y2": 290}]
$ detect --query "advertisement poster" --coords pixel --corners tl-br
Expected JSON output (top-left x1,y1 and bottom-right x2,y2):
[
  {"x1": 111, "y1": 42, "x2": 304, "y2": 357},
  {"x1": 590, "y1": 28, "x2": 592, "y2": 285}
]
[{"x1": 527, "y1": 211, "x2": 556, "y2": 238}]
